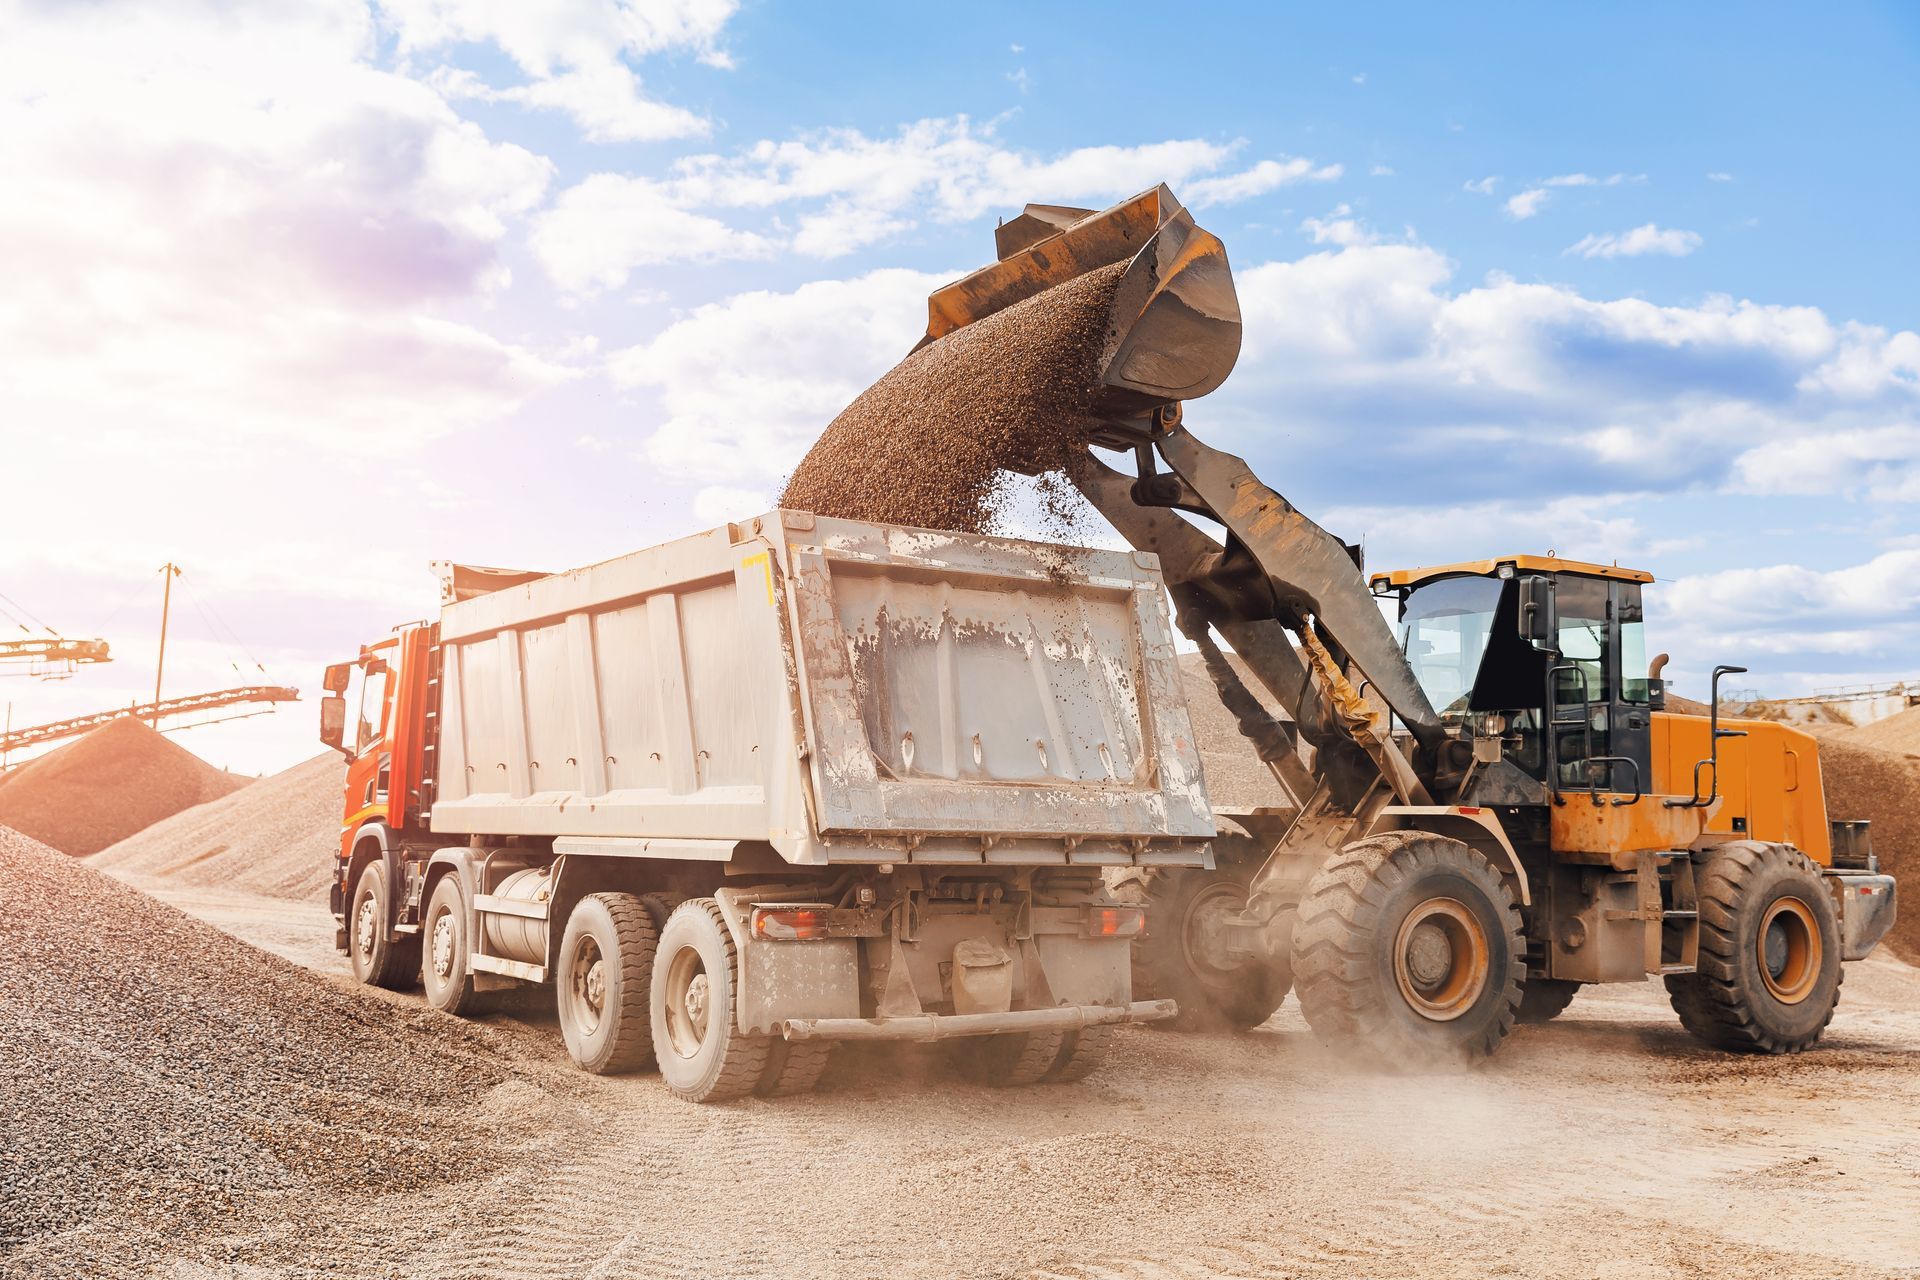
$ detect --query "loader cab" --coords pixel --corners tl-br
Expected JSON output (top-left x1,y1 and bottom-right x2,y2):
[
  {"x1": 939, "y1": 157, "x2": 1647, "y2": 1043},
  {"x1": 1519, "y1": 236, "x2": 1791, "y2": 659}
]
[{"x1": 1372, "y1": 556, "x2": 1657, "y2": 798}]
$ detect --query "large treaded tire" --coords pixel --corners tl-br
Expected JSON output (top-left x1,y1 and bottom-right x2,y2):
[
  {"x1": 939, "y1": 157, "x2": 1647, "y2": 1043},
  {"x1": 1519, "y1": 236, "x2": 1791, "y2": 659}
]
[
  {"x1": 958, "y1": 1030, "x2": 1068, "y2": 1088},
  {"x1": 1665, "y1": 842, "x2": 1842, "y2": 1054},
  {"x1": 1041, "y1": 1026, "x2": 1115, "y2": 1083},
  {"x1": 557, "y1": 892, "x2": 659, "y2": 1075},
  {"x1": 1113, "y1": 867, "x2": 1290, "y2": 1031},
  {"x1": 1292, "y1": 831, "x2": 1524, "y2": 1069},
  {"x1": 652, "y1": 898, "x2": 771, "y2": 1103},
  {"x1": 756, "y1": 1038, "x2": 833, "y2": 1097},
  {"x1": 421, "y1": 875, "x2": 483, "y2": 1016},
  {"x1": 1516, "y1": 978, "x2": 1581, "y2": 1024},
  {"x1": 348, "y1": 861, "x2": 420, "y2": 991}
]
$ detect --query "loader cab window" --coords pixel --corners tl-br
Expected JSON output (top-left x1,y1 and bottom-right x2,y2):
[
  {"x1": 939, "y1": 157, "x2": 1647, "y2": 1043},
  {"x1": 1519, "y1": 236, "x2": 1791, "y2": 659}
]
[
  {"x1": 1553, "y1": 577, "x2": 1610, "y2": 706},
  {"x1": 1395, "y1": 575, "x2": 1503, "y2": 718}
]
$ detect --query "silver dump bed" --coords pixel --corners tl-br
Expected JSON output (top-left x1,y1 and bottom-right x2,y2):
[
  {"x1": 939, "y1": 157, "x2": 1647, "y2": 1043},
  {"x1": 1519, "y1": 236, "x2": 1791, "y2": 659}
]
[{"x1": 429, "y1": 510, "x2": 1214, "y2": 866}]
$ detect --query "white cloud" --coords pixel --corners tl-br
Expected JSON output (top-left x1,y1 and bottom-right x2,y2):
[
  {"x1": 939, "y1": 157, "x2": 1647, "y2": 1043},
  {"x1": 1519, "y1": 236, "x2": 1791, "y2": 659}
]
[
  {"x1": 1542, "y1": 172, "x2": 1642, "y2": 188},
  {"x1": 383, "y1": 0, "x2": 737, "y2": 141},
  {"x1": 1565, "y1": 224, "x2": 1703, "y2": 259},
  {"x1": 1370, "y1": 165, "x2": 1394, "y2": 177},
  {"x1": 533, "y1": 116, "x2": 1342, "y2": 290},
  {"x1": 1299, "y1": 204, "x2": 1377, "y2": 247},
  {"x1": 1464, "y1": 176, "x2": 1499, "y2": 195},
  {"x1": 527, "y1": 174, "x2": 777, "y2": 292},
  {"x1": 605, "y1": 267, "x2": 950, "y2": 483},
  {"x1": 1707, "y1": 171, "x2": 1735, "y2": 182},
  {"x1": 1185, "y1": 157, "x2": 1343, "y2": 206},
  {"x1": 1504, "y1": 188, "x2": 1549, "y2": 219}
]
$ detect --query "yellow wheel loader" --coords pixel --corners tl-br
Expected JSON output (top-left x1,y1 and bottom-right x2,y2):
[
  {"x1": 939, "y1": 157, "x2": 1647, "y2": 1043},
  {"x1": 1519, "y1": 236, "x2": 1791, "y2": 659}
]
[{"x1": 922, "y1": 185, "x2": 1899, "y2": 1065}]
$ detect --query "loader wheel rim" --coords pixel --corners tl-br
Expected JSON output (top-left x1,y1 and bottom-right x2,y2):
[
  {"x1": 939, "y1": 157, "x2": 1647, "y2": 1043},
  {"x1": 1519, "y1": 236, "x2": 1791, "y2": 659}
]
[
  {"x1": 1758, "y1": 896, "x2": 1821, "y2": 1005},
  {"x1": 567, "y1": 936, "x2": 606, "y2": 1035},
  {"x1": 354, "y1": 896, "x2": 378, "y2": 961},
  {"x1": 1392, "y1": 897, "x2": 1490, "y2": 1022},
  {"x1": 663, "y1": 947, "x2": 711, "y2": 1060}
]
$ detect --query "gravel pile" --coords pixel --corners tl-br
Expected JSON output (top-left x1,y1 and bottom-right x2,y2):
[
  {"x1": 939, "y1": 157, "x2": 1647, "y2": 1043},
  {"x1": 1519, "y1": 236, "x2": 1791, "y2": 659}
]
[
  {"x1": 1815, "y1": 739, "x2": 1919, "y2": 962},
  {"x1": 0, "y1": 716, "x2": 250, "y2": 856},
  {"x1": 90, "y1": 751, "x2": 344, "y2": 901},
  {"x1": 781, "y1": 261, "x2": 1123, "y2": 534},
  {"x1": 1844, "y1": 703, "x2": 1920, "y2": 754},
  {"x1": 0, "y1": 825, "x2": 506, "y2": 1272},
  {"x1": 1177, "y1": 651, "x2": 1293, "y2": 809}
]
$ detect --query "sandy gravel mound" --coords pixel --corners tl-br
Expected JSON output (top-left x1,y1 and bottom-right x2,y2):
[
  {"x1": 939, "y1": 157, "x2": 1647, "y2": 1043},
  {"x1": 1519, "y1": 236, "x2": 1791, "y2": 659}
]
[
  {"x1": 91, "y1": 752, "x2": 344, "y2": 901},
  {"x1": 782, "y1": 262, "x2": 1123, "y2": 535},
  {"x1": 1815, "y1": 739, "x2": 1919, "y2": 963},
  {"x1": 1177, "y1": 651, "x2": 1292, "y2": 809},
  {"x1": 0, "y1": 825, "x2": 508, "y2": 1275},
  {"x1": 1845, "y1": 703, "x2": 1920, "y2": 754},
  {"x1": 0, "y1": 716, "x2": 249, "y2": 856}
]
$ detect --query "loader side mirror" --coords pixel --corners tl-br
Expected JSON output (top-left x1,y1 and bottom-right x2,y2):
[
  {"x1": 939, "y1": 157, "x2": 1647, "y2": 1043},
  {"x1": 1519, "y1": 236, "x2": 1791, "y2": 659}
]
[
  {"x1": 320, "y1": 694, "x2": 349, "y2": 756},
  {"x1": 323, "y1": 662, "x2": 352, "y2": 694},
  {"x1": 1517, "y1": 575, "x2": 1557, "y2": 650}
]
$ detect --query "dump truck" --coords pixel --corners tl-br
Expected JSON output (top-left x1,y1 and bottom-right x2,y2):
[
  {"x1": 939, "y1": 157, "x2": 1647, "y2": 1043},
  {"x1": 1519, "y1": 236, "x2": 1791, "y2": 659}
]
[
  {"x1": 915, "y1": 184, "x2": 1898, "y2": 1064},
  {"x1": 321, "y1": 515, "x2": 1211, "y2": 1099}
]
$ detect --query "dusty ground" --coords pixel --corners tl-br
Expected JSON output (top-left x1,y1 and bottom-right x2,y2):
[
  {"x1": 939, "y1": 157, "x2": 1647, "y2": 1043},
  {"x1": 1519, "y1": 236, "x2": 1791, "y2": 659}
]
[{"x1": 88, "y1": 875, "x2": 1920, "y2": 1280}]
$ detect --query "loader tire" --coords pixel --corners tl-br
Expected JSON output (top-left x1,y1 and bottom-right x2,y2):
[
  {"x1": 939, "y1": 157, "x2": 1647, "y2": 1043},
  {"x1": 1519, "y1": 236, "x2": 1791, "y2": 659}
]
[
  {"x1": 959, "y1": 1030, "x2": 1068, "y2": 1088},
  {"x1": 756, "y1": 1038, "x2": 833, "y2": 1097},
  {"x1": 1292, "y1": 832, "x2": 1523, "y2": 1069},
  {"x1": 652, "y1": 898, "x2": 771, "y2": 1103},
  {"x1": 1516, "y1": 978, "x2": 1582, "y2": 1024},
  {"x1": 1041, "y1": 1026, "x2": 1115, "y2": 1084},
  {"x1": 1665, "y1": 842, "x2": 1842, "y2": 1054},
  {"x1": 348, "y1": 861, "x2": 419, "y2": 991},
  {"x1": 421, "y1": 876, "x2": 483, "y2": 1017},
  {"x1": 1114, "y1": 867, "x2": 1290, "y2": 1031},
  {"x1": 557, "y1": 893, "x2": 659, "y2": 1075}
]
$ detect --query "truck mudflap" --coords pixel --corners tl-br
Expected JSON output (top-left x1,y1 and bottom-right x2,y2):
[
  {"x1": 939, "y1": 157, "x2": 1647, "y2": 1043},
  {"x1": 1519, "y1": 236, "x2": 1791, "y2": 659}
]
[
  {"x1": 1828, "y1": 870, "x2": 1897, "y2": 961},
  {"x1": 780, "y1": 999, "x2": 1176, "y2": 1042}
]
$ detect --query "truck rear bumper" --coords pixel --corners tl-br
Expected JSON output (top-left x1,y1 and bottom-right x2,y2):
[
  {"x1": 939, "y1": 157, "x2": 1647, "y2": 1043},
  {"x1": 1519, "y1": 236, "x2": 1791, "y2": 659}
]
[{"x1": 780, "y1": 999, "x2": 1176, "y2": 1043}]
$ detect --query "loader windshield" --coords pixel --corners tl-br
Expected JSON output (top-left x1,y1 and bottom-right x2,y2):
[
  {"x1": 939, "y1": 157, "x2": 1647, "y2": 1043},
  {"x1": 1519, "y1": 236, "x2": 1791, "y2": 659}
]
[{"x1": 1395, "y1": 576, "x2": 1502, "y2": 718}]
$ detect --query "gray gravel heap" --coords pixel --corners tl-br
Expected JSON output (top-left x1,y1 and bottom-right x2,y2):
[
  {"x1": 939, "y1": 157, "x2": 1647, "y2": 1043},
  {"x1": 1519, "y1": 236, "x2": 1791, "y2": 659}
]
[{"x1": 0, "y1": 825, "x2": 504, "y2": 1271}]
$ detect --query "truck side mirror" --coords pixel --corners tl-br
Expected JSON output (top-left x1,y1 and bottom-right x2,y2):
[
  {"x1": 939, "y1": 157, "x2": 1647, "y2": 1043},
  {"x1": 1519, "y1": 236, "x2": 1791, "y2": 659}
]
[
  {"x1": 1517, "y1": 575, "x2": 1557, "y2": 649},
  {"x1": 323, "y1": 662, "x2": 352, "y2": 694},
  {"x1": 320, "y1": 694, "x2": 350, "y2": 756}
]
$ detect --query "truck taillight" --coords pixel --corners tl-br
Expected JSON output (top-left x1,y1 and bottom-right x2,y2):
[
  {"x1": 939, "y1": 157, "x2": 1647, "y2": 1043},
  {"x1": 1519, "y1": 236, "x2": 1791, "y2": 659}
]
[
  {"x1": 1087, "y1": 906, "x2": 1146, "y2": 939},
  {"x1": 752, "y1": 907, "x2": 829, "y2": 940}
]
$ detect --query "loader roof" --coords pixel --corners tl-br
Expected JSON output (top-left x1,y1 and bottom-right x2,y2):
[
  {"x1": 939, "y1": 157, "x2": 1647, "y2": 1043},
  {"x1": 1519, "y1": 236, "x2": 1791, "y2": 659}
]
[{"x1": 1370, "y1": 554, "x2": 1655, "y2": 591}]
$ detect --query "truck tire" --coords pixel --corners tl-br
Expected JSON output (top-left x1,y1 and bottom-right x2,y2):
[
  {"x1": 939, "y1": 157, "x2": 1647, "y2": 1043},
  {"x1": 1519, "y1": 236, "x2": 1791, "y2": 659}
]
[
  {"x1": 958, "y1": 1030, "x2": 1067, "y2": 1088},
  {"x1": 348, "y1": 861, "x2": 420, "y2": 991},
  {"x1": 1665, "y1": 842, "x2": 1843, "y2": 1054},
  {"x1": 1113, "y1": 867, "x2": 1290, "y2": 1031},
  {"x1": 421, "y1": 876, "x2": 482, "y2": 1016},
  {"x1": 651, "y1": 898, "x2": 771, "y2": 1103},
  {"x1": 1292, "y1": 831, "x2": 1524, "y2": 1069},
  {"x1": 1516, "y1": 978, "x2": 1581, "y2": 1024},
  {"x1": 557, "y1": 893, "x2": 659, "y2": 1075},
  {"x1": 638, "y1": 890, "x2": 679, "y2": 933},
  {"x1": 756, "y1": 1038, "x2": 833, "y2": 1097},
  {"x1": 1042, "y1": 1026, "x2": 1115, "y2": 1083}
]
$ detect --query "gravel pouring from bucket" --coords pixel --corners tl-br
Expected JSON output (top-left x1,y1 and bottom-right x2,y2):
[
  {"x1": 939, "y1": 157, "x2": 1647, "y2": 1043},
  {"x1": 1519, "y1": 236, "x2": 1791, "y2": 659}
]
[{"x1": 779, "y1": 185, "x2": 1242, "y2": 532}]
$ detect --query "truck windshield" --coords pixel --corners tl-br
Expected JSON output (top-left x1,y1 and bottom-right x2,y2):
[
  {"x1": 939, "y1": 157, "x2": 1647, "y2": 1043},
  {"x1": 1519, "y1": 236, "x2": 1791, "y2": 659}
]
[{"x1": 1395, "y1": 576, "x2": 1503, "y2": 717}]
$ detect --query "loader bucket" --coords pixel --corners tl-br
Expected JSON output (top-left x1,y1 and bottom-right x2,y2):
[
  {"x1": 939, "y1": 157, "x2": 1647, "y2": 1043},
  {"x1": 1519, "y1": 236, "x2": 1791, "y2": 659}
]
[{"x1": 919, "y1": 184, "x2": 1242, "y2": 414}]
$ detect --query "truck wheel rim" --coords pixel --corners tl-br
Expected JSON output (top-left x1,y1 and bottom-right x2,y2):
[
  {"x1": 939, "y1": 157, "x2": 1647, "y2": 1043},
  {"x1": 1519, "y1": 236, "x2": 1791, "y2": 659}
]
[
  {"x1": 1758, "y1": 896, "x2": 1821, "y2": 1004},
  {"x1": 664, "y1": 947, "x2": 710, "y2": 1059},
  {"x1": 1392, "y1": 898, "x2": 1489, "y2": 1022},
  {"x1": 431, "y1": 912, "x2": 456, "y2": 980},
  {"x1": 354, "y1": 896, "x2": 378, "y2": 961},
  {"x1": 568, "y1": 936, "x2": 606, "y2": 1034},
  {"x1": 1183, "y1": 882, "x2": 1252, "y2": 987}
]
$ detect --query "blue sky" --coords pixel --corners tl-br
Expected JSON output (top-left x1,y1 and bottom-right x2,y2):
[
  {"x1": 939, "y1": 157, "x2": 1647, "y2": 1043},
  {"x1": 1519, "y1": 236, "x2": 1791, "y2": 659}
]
[{"x1": 3, "y1": 0, "x2": 1917, "y2": 772}]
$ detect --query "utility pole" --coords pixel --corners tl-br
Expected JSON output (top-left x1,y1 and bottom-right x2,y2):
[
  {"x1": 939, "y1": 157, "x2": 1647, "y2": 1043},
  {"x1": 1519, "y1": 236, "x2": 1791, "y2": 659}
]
[{"x1": 152, "y1": 562, "x2": 180, "y2": 727}]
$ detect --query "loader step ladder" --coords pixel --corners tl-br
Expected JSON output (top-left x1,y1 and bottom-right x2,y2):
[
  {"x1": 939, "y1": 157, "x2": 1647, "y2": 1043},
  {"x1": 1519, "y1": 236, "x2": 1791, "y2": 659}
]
[{"x1": 1655, "y1": 850, "x2": 1700, "y2": 975}]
